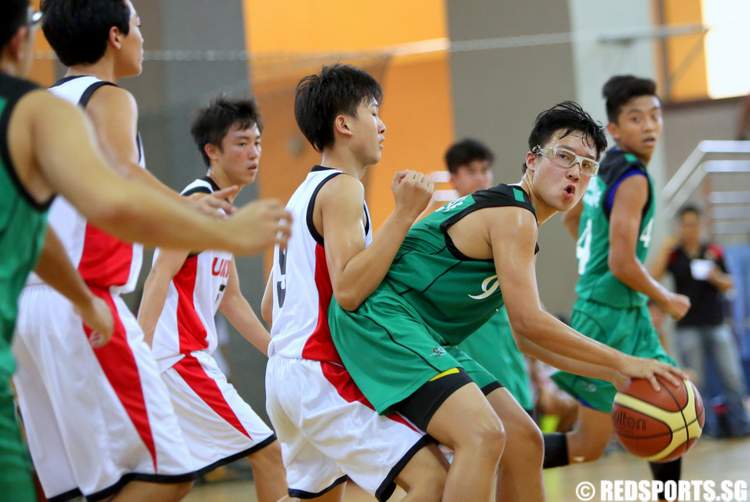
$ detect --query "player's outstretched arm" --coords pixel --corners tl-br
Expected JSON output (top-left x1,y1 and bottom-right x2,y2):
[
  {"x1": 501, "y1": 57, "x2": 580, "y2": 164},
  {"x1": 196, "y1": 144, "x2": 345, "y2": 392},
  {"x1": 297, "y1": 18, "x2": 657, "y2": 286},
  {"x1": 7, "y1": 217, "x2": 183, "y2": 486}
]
[
  {"x1": 25, "y1": 92, "x2": 291, "y2": 255},
  {"x1": 87, "y1": 85, "x2": 235, "y2": 217},
  {"x1": 321, "y1": 171, "x2": 432, "y2": 311},
  {"x1": 562, "y1": 200, "x2": 583, "y2": 240},
  {"x1": 34, "y1": 227, "x2": 114, "y2": 347},
  {"x1": 490, "y1": 208, "x2": 685, "y2": 390},
  {"x1": 608, "y1": 176, "x2": 690, "y2": 320},
  {"x1": 516, "y1": 337, "x2": 628, "y2": 391},
  {"x1": 219, "y1": 260, "x2": 270, "y2": 355},
  {"x1": 138, "y1": 248, "x2": 189, "y2": 345}
]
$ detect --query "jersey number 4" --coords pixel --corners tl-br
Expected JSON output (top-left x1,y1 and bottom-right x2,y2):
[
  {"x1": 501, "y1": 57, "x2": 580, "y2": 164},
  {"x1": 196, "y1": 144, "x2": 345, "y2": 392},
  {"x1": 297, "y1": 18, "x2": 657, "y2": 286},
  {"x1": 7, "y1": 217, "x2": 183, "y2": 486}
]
[{"x1": 576, "y1": 219, "x2": 592, "y2": 275}]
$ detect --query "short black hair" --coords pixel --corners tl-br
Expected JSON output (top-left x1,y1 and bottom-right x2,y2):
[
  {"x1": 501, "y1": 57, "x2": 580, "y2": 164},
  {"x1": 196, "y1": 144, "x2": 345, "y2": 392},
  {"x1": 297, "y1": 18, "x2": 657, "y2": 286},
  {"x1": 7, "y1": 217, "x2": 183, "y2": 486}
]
[
  {"x1": 445, "y1": 139, "x2": 494, "y2": 174},
  {"x1": 191, "y1": 97, "x2": 263, "y2": 167},
  {"x1": 0, "y1": 0, "x2": 30, "y2": 49},
  {"x1": 295, "y1": 64, "x2": 383, "y2": 152},
  {"x1": 602, "y1": 75, "x2": 658, "y2": 123},
  {"x1": 41, "y1": 0, "x2": 131, "y2": 67},
  {"x1": 677, "y1": 204, "x2": 702, "y2": 219},
  {"x1": 524, "y1": 101, "x2": 607, "y2": 173}
]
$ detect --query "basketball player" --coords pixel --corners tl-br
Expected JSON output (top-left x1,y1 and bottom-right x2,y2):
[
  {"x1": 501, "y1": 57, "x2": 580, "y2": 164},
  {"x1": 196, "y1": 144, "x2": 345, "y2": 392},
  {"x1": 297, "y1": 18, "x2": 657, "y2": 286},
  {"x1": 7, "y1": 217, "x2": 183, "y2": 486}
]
[
  {"x1": 442, "y1": 139, "x2": 535, "y2": 414},
  {"x1": 138, "y1": 97, "x2": 286, "y2": 502},
  {"x1": 0, "y1": 2, "x2": 289, "y2": 500},
  {"x1": 263, "y1": 64, "x2": 449, "y2": 501},
  {"x1": 552, "y1": 76, "x2": 690, "y2": 495},
  {"x1": 328, "y1": 101, "x2": 686, "y2": 502},
  {"x1": 12, "y1": 1, "x2": 291, "y2": 500}
]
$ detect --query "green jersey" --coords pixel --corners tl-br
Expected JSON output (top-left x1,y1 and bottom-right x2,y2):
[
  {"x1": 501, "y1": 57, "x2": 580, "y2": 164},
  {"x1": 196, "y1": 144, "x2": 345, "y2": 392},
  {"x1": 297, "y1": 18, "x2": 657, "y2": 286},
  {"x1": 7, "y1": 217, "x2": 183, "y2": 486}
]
[
  {"x1": 384, "y1": 184, "x2": 537, "y2": 346},
  {"x1": 0, "y1": 74, "x2": 49, "y2": 373},
  {"x1": 574, "y1": 147, "x2": 655, "y2": 308}
]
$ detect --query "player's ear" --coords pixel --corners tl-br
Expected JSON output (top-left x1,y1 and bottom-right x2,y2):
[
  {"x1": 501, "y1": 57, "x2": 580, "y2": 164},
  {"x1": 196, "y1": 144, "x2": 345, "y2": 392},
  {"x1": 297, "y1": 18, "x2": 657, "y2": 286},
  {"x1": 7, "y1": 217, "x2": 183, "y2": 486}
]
[
  {"x1": 7, "y1": 26, "x2": 29, "y2": 62},
  {"x1": 524, "y1": 150, "x2": 537, "y2": 175},
  {"x1": 607, "y1": 121, "x2": 620, "y2": 142},
  {"x1": 204, "y1": 143, "x2": 221, "y2": 163},
  {"x1": 109, "y1": 26, "x2": 124, "y2": 49},
  {"x1": 333, "y1": 114, "x2": 353, "y2": 138}
]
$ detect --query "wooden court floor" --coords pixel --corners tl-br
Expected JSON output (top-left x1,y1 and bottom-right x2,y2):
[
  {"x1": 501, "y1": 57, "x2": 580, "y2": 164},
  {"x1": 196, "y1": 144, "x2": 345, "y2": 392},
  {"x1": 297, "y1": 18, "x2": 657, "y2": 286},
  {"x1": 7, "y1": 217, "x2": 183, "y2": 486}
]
[{"x1": 186, "y1": 436, "x2": 750, "y2": 501}]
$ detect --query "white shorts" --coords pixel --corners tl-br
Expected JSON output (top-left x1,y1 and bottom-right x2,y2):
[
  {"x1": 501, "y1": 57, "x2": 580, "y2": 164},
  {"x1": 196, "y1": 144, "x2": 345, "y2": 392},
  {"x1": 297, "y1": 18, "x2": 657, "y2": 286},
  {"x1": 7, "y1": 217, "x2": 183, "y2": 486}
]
[
  {"x1": 13, "y1": 286, "x2": 197, "y2": 501},
  {"x1": 266, "y1": 356, "x2": 430, "y2": 501},
  {"x1": 160, "y1": 350, "x2": 276, "y2": 471}
]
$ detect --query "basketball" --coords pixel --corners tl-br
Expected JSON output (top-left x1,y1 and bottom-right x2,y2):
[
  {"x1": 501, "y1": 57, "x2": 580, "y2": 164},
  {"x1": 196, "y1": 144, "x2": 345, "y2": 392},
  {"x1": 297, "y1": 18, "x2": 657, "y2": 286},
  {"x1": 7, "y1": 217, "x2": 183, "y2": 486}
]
[{"x1": 612, "y1": 377, "x2": 704, "y2": 463}]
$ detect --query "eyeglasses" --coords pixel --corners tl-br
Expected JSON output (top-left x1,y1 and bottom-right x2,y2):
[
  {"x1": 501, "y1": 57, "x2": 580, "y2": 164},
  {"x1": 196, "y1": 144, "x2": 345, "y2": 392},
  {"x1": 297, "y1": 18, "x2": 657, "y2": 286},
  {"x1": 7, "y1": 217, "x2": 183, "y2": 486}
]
[{"x1": 533, "y1": 145, "x2": 599, "y2": 177}]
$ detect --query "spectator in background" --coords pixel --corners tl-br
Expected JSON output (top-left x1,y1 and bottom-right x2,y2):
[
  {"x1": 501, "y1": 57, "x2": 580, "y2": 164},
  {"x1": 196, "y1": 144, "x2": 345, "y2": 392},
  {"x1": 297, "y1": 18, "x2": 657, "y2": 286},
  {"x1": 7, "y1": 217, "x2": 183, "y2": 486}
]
[{"x1": 652, "y1": 204, "x2": 750, "y2": 437}]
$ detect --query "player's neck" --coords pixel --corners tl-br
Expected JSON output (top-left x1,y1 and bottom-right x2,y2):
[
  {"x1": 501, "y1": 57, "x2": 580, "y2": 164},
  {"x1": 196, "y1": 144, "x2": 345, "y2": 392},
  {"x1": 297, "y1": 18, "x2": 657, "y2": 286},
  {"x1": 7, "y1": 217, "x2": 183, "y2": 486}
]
[
  {"x1": 66, "y1": 58, "x2": 118, "y2": 83},
  {"x1": 206, "y1": 169, "x2": 241, "y2": 203},
  {"x1": 319, "y1": 149, "x2": 368, "y2": 180},
  {"x1": 618, "y1": 143, "x2": 652, "y2": 166},
  {"x1": 519, "y1": 177, "x2": 556, "y2": 224}
]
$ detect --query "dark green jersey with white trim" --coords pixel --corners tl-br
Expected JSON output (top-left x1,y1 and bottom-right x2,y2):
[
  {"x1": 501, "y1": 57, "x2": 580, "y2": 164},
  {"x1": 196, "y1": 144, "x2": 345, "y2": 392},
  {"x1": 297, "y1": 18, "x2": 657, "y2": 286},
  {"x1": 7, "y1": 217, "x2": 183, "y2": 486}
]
[
  {"x1": 574, "y1": 147, "x2": 655, "y2": 308},
  {"x1": 0, "y1": 73, "x2": 49, "y2": 369},
  {"x1": 382, "y1": 184, "x2": 537, "y2": 346}
]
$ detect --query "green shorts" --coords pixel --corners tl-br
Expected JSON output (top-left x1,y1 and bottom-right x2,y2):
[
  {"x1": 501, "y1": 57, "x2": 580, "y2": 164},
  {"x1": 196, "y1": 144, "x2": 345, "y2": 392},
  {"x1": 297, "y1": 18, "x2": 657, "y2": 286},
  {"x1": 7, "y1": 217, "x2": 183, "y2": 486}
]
[
  {"x1": 457, "y1": 308, "x2": 534, "y2": 410},
  {"x1": 329, "y1": 285, "x2": 499, "y2": 414},
  {"x1": 0, "y1": 367, "x2": 35, "y2": 502},
  {"x1": 551, "y1": 299, "x2": 676, "y2": 413}
]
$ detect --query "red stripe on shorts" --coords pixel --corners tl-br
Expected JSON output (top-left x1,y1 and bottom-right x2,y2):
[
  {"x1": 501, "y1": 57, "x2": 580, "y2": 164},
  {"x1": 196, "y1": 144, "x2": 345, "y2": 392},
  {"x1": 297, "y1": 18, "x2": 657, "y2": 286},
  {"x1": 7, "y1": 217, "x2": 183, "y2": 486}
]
[
  {"x1": 83, "y1": 290, "x2": 158, "y2": 470},
  {"x1": 173, "y1": 354, "x2": 251, "y2": 438},
  {"x1": 320, "y1": 361, "x2": 419, "y2": 432}
]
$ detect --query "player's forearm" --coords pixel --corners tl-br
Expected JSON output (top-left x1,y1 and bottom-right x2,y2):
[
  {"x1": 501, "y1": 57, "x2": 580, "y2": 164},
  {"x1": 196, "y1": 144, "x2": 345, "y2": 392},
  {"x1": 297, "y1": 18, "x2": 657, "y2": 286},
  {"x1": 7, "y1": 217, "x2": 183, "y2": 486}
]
[
  {"x1": 610, "y1": 256, "x2": 670, "y2": 305},
  {"x1": 137, "y1": 272, "x2": 172, "y2": 345},
  {"x1": 708, "y1": 271, "x2": 733, "y2": 292},
  {"x1": 512, "y1": 310, "x2": 626, "y2": 371},
  {"x1": 35, "y1": 227, "x2": 95, "y2": 308},
  {"x1": 90, "y1": 181, "x2": 237, "y2": 251},
  {"x1": 121, "y1": 161, "x2": 185, "y2": 202},
  {"x1": 220, "y1": 295, "x2": 270, "y2": 355},
  {"x1": 334, "y1": 211, "x2": 414, "y2": 311},
  {"x1": 518, "y1": 337, "x2": 620, "y2": 383}
]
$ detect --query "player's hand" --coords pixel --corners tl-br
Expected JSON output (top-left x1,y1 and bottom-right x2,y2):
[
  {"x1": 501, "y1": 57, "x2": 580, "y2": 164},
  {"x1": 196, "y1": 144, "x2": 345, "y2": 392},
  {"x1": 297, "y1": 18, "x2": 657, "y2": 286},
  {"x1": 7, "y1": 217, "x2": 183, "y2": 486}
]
[
  {"x1": 228, "y1": 199, "x2": 292, "y2": 255},
  {"x1": 186, "y1": 186, "x2": 239, "y2": 217},
  {"x1": 392, "y1": 170, "x2": 434, "y2": 221},
  {"x1": 611, "y1": 370, "x2": 631, "y2": 393},
  {"x1": 621, "y1": 356, "x2": 687, "y2": 392},
  {"x1": 77, "y1": 295, "x2": 114, "y2": 348},
  {"x1": 658, "y1": 292, "x2": 691, "y2": 321}
]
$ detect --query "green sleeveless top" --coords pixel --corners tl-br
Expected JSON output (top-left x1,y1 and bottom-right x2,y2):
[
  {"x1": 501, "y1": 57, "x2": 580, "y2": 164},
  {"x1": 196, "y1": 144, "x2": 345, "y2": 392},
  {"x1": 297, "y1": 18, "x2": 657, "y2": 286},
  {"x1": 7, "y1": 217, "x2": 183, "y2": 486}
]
[
  {"x1": 574, "y1": 147, "x2": 655, "y2": 308},
  {"x1": 0, "y1": 73, "x2": 50, "y2": 370},
  {"x1": 383, "y1": 184, "x2": 537, "y2": 346}
]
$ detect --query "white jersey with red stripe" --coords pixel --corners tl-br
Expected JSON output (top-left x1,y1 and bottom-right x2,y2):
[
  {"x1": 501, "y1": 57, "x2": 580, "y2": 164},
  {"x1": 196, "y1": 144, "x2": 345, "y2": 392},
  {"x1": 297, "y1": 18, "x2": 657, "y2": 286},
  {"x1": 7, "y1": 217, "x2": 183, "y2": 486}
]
[
  {"x1": 151, "y1": 177, "x2": 232, "y2": 369},
  {"x1": 27, "y1": 75, "x2": 144, "y2": 293},
  {"x1": 268, "y1": 166, "x2": 372, "y2": 361}
]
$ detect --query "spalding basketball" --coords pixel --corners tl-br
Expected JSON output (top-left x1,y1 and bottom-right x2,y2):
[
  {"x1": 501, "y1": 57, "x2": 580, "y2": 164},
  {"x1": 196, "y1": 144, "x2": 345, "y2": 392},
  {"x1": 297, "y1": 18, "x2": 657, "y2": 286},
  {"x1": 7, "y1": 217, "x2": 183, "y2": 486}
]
[{"x1": 612, "y1": 377, "x2": 704, "y2": 462}]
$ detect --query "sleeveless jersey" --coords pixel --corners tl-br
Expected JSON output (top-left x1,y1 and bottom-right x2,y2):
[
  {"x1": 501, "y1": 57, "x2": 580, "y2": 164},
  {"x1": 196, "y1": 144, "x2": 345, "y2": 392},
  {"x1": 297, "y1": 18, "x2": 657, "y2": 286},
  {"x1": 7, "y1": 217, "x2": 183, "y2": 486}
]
[
  {"x1": 151, "y1": 177, "x2": 232, "y2": 367},
  {"x1": 574, "y1": 147, "x2": 655, "y2": 308},
  {"x1": 0, "y1": 73, "x2": 50, "y2": 366},
  {"x1": 383, "y1": 184, "x2": 536, "y2": 346},
  {"x1": 269, "y1": 166, "x2": 372, "y2": 361},
  {"x1": 27, "y1": 76, "x2": 145, "y2": 293}
]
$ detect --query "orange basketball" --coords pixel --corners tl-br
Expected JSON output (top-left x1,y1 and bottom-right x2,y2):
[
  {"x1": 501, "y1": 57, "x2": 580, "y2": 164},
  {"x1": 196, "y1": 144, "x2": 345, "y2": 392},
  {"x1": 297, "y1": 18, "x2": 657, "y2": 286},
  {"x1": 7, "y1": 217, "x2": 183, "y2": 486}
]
[{"x1": 612, "y1": 377, "x2": 704, "y2": 462}]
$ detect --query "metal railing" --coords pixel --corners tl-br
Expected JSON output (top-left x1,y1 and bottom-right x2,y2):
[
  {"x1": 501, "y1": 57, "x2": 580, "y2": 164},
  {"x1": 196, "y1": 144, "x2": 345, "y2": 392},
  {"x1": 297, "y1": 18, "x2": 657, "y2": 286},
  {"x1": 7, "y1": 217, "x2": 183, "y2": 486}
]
[{"x1": 663, "y1": 141, "x2": 750, "y2": 239}]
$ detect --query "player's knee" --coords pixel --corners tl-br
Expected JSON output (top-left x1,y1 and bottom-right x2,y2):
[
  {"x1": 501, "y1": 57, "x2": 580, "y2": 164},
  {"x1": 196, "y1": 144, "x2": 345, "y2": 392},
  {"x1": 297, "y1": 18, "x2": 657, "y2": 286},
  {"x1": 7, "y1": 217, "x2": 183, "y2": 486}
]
[
  {"x1": 170, "y1": 481, "x2": 194, "y2": 499},
  {"x1": 406, "y1": 467, "x2": 446, "y2": 501},
  {"x1": 518, "y1": 419, "x2": 544, "y2": 462},
  {"x1": 462, "y1": 414, "x2": 505, "y2": 459},
  {"x1": 248, "y1": 439, "x2": 283, "y2": 471}
]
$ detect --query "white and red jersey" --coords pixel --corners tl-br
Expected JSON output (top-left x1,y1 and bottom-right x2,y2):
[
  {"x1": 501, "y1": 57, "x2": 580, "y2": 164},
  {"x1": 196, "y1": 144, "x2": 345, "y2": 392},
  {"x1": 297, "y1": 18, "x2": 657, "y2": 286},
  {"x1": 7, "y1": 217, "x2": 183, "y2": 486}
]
[
  {"x1": 268, "y1": 166, "x2": 372, "y2": 361},
  {"x1": 151, "y1": 177, "x2": 232, "y2": 369},
  {"x1": 27, "y1": 76, "x2": 144, "y2": 293}
]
